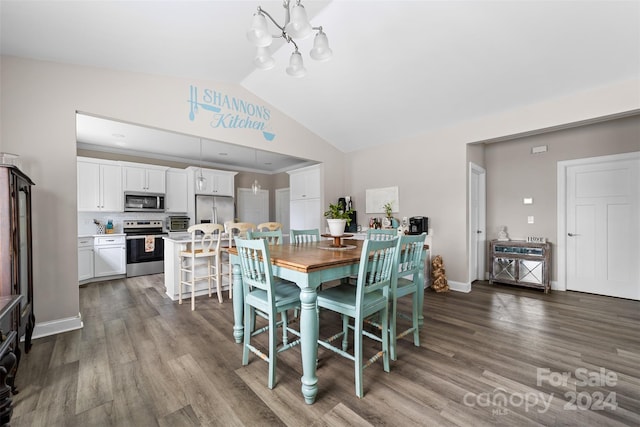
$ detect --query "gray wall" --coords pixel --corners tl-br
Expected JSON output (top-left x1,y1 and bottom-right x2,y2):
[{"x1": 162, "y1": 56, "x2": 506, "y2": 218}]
[{"x1": 484, "y1": 114, "x2": 640, "y2": 281}]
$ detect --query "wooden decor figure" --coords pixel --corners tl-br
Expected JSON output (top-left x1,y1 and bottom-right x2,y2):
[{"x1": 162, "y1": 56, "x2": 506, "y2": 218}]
[{"x1": 431, "y1": 255, "x2": 449, "y2": 293}]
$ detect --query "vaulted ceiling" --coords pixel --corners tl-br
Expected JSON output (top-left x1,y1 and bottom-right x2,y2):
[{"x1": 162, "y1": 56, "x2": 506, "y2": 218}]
[{"x1": 2, "y1": 1, "x2": 638, "y2": 157}]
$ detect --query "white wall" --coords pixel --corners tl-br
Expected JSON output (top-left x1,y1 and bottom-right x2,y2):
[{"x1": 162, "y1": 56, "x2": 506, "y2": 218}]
[
  {"x1": 1, "y1": 54, "x2": 638, "y2": 331},
  {"x1": 345, "y1": 79, "x2": 639, "y2": 286},
  {"x1": 0, "y1": 56, "x2": 344, "y2": 335}
]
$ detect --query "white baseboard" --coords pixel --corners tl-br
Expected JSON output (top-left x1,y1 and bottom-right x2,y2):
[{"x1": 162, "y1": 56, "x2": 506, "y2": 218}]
[
  {"x1": 31, "y1": 313, "x2": 84, "y2": 340},
  {"x1": 448, "y1": 280, "x2": 471, "y2": 293}
]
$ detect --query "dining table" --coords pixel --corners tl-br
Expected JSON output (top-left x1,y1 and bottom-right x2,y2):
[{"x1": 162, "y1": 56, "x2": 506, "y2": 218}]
[{"x1": 228, "y1": 237, "x2": 427, "y2": 404}]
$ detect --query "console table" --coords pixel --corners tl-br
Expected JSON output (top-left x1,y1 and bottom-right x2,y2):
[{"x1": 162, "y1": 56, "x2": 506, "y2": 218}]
[{"x1": 489, "y1": 240, "x2": 551, "y2": 293}]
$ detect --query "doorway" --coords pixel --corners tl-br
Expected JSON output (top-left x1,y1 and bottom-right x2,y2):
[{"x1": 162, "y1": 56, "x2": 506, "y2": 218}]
[
  {"x1": 469, "y1": 162, "x2": 487, "y2": 283},
  {"x1": 558, "y1": 152, "x2": 639, "y2": 300}
]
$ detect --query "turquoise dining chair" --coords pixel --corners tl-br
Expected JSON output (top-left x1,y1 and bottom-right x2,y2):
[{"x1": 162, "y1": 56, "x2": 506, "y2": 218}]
[
  {"x1": 366, "y1": 228, "x2": 397, "y2": 240},
  {"x1": 247, "y1": 229, "x2": 284, "y2": 245},
  {"x1": 235, "y1": 237, "x2": 301, "y2": 389},
  {"x1": 389, "y1": 233, "x2": 427, "y2": 360},
  {"x1": 316, "y1": 237, "x2": 400, "y2": 398},
  {"x1": 290, "y1": 228, "x2": 321, "y2": 244}
]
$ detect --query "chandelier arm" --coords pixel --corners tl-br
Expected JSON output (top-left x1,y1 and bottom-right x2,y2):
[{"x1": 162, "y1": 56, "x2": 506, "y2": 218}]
[{"x1": 257, "y1": 6, "x2": 286, "y2": 33}]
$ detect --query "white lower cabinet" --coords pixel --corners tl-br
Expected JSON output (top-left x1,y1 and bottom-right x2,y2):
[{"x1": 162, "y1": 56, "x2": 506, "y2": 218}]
[
  {"x1": 290, "y1": 198, "x2": 322, "y2": 231},
  {"x1": 93, "y1": 235, "x2": 126, "y2": 278},
  {"x1": 78, "y1": 237, "x2": 94, "y2": 282}
]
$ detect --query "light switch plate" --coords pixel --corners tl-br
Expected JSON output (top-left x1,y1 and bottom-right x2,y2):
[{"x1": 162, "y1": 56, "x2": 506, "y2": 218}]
[
  {"x1": 527, "y1": 216, "x2": 534, "y2": 224},
  {"x1": 523, "y1": 198, "x2": 533, "y2": 205}
]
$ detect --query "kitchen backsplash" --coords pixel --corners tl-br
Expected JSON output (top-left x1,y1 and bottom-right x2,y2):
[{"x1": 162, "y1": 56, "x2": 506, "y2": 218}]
[{"x1": 78, "y1": 211, "x2": 169, "y2": 235}]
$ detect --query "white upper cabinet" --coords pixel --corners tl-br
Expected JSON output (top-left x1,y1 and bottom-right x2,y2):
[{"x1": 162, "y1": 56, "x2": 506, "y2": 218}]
[
  {"x1": 289, "y1": 165, "x2": 321, "y2": 200},
  {"x1": 122, "y1": 164, "x2": 167, "y2": 193},
  {"x1": 77, "y1": 158, "x2": 123, "y2": 212},
  {"x1": 165, "y1": 168, "x2": 189, "y2": 213},
  {"x1": 188, "y1": 167, "x2": 237, "y2": 196}
]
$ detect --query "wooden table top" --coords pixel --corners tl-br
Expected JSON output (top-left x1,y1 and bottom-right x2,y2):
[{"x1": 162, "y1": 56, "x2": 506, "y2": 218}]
[{"x1": 227, "y1": 239, "x2": 365, "y2": 274}]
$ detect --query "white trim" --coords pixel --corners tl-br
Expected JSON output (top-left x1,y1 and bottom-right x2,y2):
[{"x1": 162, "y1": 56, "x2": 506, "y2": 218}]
[
  {"x1": 557, "y1": 151, "x2": 640, "y2": 292},
  {"x1": 30, "y1": 313, "x2": 84, "y2": 340},
  {"x1": 468, "y1": 162, "x2": 486, "y2": 284},
  {"x1": 448, "y1": 280, "x2": 471, "y2": 293}
]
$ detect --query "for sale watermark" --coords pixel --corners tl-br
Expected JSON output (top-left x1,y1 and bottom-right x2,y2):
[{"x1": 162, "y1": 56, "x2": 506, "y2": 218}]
[{"x1": 462, "y1": 367, "x2": 618, "y2": 415}]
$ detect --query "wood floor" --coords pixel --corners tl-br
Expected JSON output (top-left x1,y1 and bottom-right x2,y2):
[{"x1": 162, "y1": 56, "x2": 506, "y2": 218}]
[{"x1": 9, "y1": 276, "x2": 640, "y2": 426}]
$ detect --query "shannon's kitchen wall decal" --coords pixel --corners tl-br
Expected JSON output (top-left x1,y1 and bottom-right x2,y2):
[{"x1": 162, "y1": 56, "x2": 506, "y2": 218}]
[{"x1": 188, "y1": 85, "x2": 275, "y2": 141}]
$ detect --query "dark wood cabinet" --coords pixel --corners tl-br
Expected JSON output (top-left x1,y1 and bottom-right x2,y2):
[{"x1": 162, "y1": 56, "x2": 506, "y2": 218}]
[{"x1": 0, "y1": 165, "x2": 35, "y2": 424}]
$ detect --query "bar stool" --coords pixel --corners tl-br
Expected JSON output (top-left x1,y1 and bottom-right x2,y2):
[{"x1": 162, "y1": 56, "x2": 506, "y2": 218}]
[
  {"x1": 257, "y1": 222, "x2": 283, "y2": 231},
  {"x1": 225, "y1": 222, "x2": 256, "y2": 299},
  {"x1": 179, "y1": 223, "x2": 224, "y2": 310}
]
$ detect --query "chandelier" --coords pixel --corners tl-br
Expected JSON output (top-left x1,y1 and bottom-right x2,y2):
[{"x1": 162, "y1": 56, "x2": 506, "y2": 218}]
[{"x1": 246, "y1": 0, "x2": 332, "y2": 77}]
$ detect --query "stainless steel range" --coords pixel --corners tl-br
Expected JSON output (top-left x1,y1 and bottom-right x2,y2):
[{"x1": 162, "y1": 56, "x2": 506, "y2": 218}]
[{"x1": 123, "y1": 219, "x2": 167, "y2": 277}]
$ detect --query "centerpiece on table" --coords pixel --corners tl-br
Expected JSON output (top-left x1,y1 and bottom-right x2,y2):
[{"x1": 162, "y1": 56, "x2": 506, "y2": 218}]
[{"x1": 324, "y1": 202, "x2": 354, "y2": 237}]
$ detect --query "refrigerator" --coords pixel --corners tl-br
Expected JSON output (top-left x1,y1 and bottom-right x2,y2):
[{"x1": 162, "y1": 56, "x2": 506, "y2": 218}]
[{"x1": 195, "y1": 195, "x2": 235, "y2": 225}]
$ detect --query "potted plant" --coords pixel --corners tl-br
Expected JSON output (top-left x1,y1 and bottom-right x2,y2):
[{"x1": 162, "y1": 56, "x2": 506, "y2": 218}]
[{"x1": 324, "y1": 202, "x2": 354, "y2": 236}]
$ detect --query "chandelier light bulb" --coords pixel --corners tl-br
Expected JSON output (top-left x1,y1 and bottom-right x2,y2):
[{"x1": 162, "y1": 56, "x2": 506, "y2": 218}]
[
  {"x1": 253, "y1": 46, "x2": 275, "y2": 70},
  {"x1": 284, "y1": 3, "x2": 312, "y2": 39},
  {"x1": 286, "y1": 50, "x2": 306, "y2": 77},
  {"x1": 309, "y1": 29, "x2": 332, "y2": 62},
  {"x1": 247, "y1": 13, "x2": 273, "y2": 47}
]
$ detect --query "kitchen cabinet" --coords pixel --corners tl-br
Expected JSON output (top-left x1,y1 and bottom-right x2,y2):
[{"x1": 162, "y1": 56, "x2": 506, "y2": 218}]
[
  {"x1": 77, "y1": 157, "x2": 123, "y2": 211},
  {"x1": 489, "y1": 240, "x2": 551, "y2": 293},
  {"x1": 289, "y1": 164, "x2": 321, "y2": 200},
  {"x1": 288, "y1": 165, "x2": 323, "y2": 231},
  {"x1": 166, "y1": 168, "x2": 189, "y2": 213},
  {"x1": 188, "y1": 167, "x2": 236, "y2": 196},
  {"x1": 122, "y1": 164, "x2": 167, "y2": 193},
  {"x1": 290, "y1": 198, "x2": 322, "y2": 231},
  {"x1": 94, "y1": 235, "x2": 126, "y2": 277},
  {"x1": 78, "y1": 237, "x2": 94, "y2": 282}
]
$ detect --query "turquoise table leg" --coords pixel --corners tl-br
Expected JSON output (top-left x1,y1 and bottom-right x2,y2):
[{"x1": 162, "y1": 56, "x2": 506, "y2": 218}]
[
  {"x1": 232, "y1": 263, "x2": 244, "y2": 344},
  {"x1": 299, "y1": 287, "x2": 319, "y2": 404}
]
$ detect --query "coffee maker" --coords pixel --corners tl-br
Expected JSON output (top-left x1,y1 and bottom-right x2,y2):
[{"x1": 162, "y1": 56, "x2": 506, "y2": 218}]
[
  {"x1": 409, "y1": 216, "x2": 428, "y2": 235},
  {"x1": 338, "y1": 197, "x2": 357, "y2": 233}
]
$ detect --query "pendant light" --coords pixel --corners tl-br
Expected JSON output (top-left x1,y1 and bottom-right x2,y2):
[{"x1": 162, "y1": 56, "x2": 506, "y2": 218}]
[
  {"x1": 196, "y1": 138, "x2": 206, "y2": 191},
  {"x1": 251, "y1": 149, "x2": 261, "y2": 195}
]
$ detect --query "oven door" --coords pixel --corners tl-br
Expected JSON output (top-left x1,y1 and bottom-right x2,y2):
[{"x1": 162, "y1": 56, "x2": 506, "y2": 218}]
[{"x1": 126, "y1": 235, "x2": 165, "y2": 264}]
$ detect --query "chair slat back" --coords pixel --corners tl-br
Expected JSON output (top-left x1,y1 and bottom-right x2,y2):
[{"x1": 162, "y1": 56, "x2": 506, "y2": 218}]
[
  {"x1": 187, "y1": 223, "x2": 224, "y2": 253},
  {"x1": 290, "y1": 228, "x2": 321, "y2": 244},
  {"x1": 366, "y1": 228, "x2": 397, "y2": 241},
  {"x1": 234, "y1": 237, "x2": 274, "y2": 295},
  {"x1": 398, "y1": 233, "x2": 427, "y2": 277},
  {"x1": 356, "y1": 237, "x2": 399, "y2": 302},
  {"x1": 247, "y1": 229, "x2": 284, "y2": 245}
]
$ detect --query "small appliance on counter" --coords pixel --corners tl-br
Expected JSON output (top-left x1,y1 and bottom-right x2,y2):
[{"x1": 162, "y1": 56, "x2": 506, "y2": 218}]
[
  {"x1": 409, "y1": 216, "x2": 429, "y2": 235},
  {"x1": 167, "y1": 215, "x2": 189, "y2": 232}
]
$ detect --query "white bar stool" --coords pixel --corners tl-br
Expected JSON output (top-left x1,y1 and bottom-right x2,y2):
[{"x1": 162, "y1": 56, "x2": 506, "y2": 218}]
[{"x1": 179, "y1": 223, "x2": 224, "y2": 310}]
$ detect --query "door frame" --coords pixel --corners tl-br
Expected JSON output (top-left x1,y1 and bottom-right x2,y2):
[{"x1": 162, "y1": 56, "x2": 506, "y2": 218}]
[
  {"x1": 556, "y1": 151, "x2": 640, "y2": 291},
  {"x1": 468, "y1": 162, "x2": 486, "y2": 283}
]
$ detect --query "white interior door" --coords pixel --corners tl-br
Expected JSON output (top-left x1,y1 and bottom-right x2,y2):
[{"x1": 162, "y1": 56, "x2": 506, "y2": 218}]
[
  {"x1": 275, "y1": 188, "x2": 290, "y2": 234},
  {"x1": 565, "y1": 153, "x2": 639, "y2": 300},
  {"x1": 469, "y1": 163, "x2": 486, "y2": 282},
  {"x1": 237, "y1": 188, "x2": 269, "y2": 226}
]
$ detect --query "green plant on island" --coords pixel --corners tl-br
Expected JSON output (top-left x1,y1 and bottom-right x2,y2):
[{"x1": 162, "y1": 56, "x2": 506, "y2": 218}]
[
  {"x1": 383, "y1": 201, "x2": 393, "y2": 218},
  {"x1": 324, "y1": 202, "x2": 354, "y2": 225}
]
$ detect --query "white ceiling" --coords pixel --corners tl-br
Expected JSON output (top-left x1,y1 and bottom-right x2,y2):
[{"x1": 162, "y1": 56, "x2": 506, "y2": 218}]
[{"x1": 2, "y1": 1, "x2": 639, "y2": 161}]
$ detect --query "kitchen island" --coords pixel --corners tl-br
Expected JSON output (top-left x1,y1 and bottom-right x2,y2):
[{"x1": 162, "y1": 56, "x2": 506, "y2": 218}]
[{"x1": 163, "y1": 235, "x2": 231, "y2": 302}]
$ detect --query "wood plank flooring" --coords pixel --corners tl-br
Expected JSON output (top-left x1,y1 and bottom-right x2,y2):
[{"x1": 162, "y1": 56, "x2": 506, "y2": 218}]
[{"x1": 10, "y1": 276, "x2": 640, "y2": 426}]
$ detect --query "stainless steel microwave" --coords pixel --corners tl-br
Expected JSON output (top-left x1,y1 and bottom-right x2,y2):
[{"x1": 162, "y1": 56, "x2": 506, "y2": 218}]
[{"x1": 124, "y1": 192, "x2": 165, "y2": 212}]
